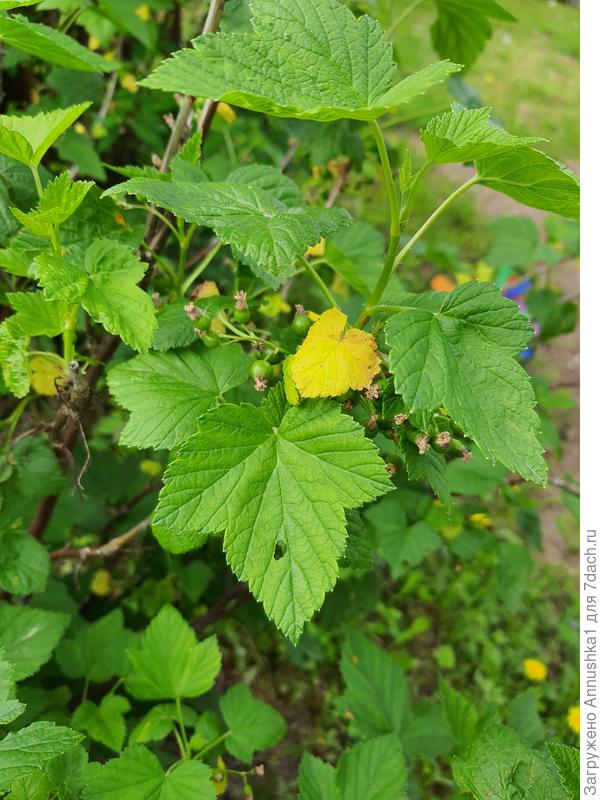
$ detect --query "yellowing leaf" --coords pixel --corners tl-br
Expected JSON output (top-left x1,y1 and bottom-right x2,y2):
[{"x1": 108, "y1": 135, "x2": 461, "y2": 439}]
[
  {"x1": 30, "y1": 356, "x2": 63, "y2": 396},
  {"x1": 282, "y1": 356, "x2": 300, "y2": 406},
  {"x1": 305, "y1": 238, "x2": 325, "y2": 257},
  {"x1": 291, "y1": 308, "x2": 380, "y2": 398}
]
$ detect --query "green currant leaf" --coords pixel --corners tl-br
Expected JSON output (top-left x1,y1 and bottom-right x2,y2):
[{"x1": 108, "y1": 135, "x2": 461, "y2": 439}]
[
  {"x1": 55, "y1": 609, "x2": 134, "y2": 684},
  {"x1": 5, "y1": 292, "x2": 67, "y2": 338},
  {"x1": 431, "y1": 0, "x2": 514, "y2": 70},
  {"x1": 325, "y1": 222, "x2": 385, "y2": 298},
  {"x1": 0, "y1": 654, "x2": 25, "y2": 725},
  {"x1": 219, "y1": 683, "x2": 287, "y2": 762},
  {"x1": 0, "y1": 15, "x2": 115, "y2": 73},
  {"x1": 507, "y1": 690, "x2": 545, "y2": 746},
  {"x1": 340, "y1": 631, "x2": 409, "y2": 740},
  {"x1": 452, "y1": 725, "x2": 569, "y2": 800},
  {"x1": 0, "y1": 604, "x2": 69, "y2": 680},
  {"x1": 81, "y1": 746, "x2": 215, "y2": 800},
  {"x1": 337, "y1": 735, "x2": 407, "y2": 800},
  {"x1": 140, "y1": 0, "x2": 460, "y2": 122},
  {"x1": 298, "y1": 754, "x2": 339, "y2": 800},
  {"x1": 35, "y1": 239, "x2": 157, "y2": 353},
  {"x1": 128, "y1": 703, "x2": 193, "y2": 745},
  {"x1": 0, "y1": 722, "x2": 82, "y2": 793},
  {"x1": 545, "y1": 743, "x2": 579, "y2": 800},
  {"x1": 0, "y1": 522, "x2": 50, "y2": 596},
  {"x1": 0, "y1": 1, "x2": 41, "y2": 9},
  {"x1": 421, "y1": 106, "x2": 541, "y2": 165},
  {"x1": 11, "y1": 173, "x2": 93, "y2": 238},
  {"x1": 153, "y1": 385, "x2": 391, "y2": 642},
  {"x1": 12, "y1": 436, "x2": 65, "y2": 498},
  {"x1": 438, "y1": 679, "x2": 479, "y2": 754},
  {"x1": 124, "y1": 605, "x2": 221, "y2": 701},
  {"x1": 0, "y1": 103, "x2": 91, "y2": 166},
  {"x1": 340, "y1": 510, "x2": 372, "y2": 572},
  {"x1": 0, "y1": 322, "x2": 30, "y2": 397},
  {"x1": 104, "y1": 176, "x2": 352, "y2": 288},
  {"x1": 376, "y1": 519, "x2": 441, "y2": 574},
  {"x1": 107, "y1": 345, "x2": 249, "y2": 450},
  {"x1": 385, "y1": 281, "x2": 547, "y2": 484},
  {"x1": 475, "y1": 147, "x2": 580, "y2": 219},
  {"x1": 6, "y1": 771, "x2": 50, "y2": 800},
  {"x1": 72, "y1": 696, "x2": 131, "y2": 753}
]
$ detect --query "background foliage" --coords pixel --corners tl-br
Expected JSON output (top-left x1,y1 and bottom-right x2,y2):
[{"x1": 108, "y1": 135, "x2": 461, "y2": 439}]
[{"x1": 0, "y1": 0, "x2": 579, "y2": 798}]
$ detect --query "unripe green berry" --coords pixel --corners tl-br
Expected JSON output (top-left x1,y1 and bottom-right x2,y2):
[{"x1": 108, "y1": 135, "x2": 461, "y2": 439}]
[
  {"x1": 234, "y1": 308, "x2": 251, "y2": 324},
  {"x1": 250, "y1": 360, "x2": 273, "y2": 380},
  {"x1": 202, "y1": 330, "x2": 221, "y2": 348},
  {"x1": 292, "y1": 314, "x2": 312, "y2": 336}
]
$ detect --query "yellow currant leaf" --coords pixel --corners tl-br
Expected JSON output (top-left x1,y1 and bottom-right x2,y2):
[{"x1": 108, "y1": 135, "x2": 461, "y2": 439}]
[
  {"x1": 291, "y1": 308, "x2": 380, "y2": 398},
  {"x1": 282, "y1": 356, "x2": 300, "y2": 406},
  {"x1": 30, "y1": 356, "x2": 63, "y2": 396}
]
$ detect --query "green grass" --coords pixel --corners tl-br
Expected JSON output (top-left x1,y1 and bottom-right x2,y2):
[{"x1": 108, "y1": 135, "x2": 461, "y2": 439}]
[{"x1": 385, "y1": 0, "x2": 579, "y2": 162}]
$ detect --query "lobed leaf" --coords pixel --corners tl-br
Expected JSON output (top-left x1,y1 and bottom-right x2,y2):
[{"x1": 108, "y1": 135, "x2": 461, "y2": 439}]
[
  {"x1": 385, "y1": 281, "x2": 547, "y2": 483},
  {"x1": 108, "y1": 345, "x2": 249, "y2": 450},
  {"x1": 153, "y1": 385, "x2": 392, "y2": 642},
  {"x1": 0, "y1": 104, "x2": 91, "y2": 167},
  {"x1": 141, "y1": 0, "x2": 460, "y2": 121}
]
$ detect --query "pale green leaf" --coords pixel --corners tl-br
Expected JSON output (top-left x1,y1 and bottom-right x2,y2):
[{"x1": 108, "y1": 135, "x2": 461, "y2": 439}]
[
  {"x1": 325, "y1": 221, "x2": 384, "y2": 297},
  {"x1": 385, "y1": 281, "x2": 547, "y2": 483},
  {"x1": 0, "y1": 525, "x2": 50, "y2": 596},
  {"x1": 55, "y1": 609, "x2": 133, "y2": 684},
  {"x1": 422, "y1": 106, "x2": 541, "y2": 164},
  {"x1": 337, "y1": 735, "x2": 407, "y2": 800},
  {"x1": 6, "y1": 772, "x2": 49, "y2": 800},
  {"x1": 0, "y1": 103, "x2": 91, "y2": 166},
  {"x1": 341, "y1": 510, "x2": 372, "y2": 571},
  {"x1": 81, "y1": 745, "x2": 215, "y2": 800},
  {"x1": 298, "y1": 754, "x2": 339, "y2": 800},
  {"x1": 377, "y1": 519, "x2": 441, "y2": 573},
  {"x1": 0, "y1": 2, "x2": 41, "y2": 9},
  {"x1": 73, "y1": 696, "x2": 131, "y2": 753},
  {"x1": 128, "y1": 704, "x2": 181, "y2": 745},
  {"x1": 227, "y1": 164, "x2": 304, "y2": 206},
  {"x1": 0, "y1": 722, "x2": 82, "y2": 793},
  {"x1": 6, "y1": 292, "x2": 67, "y2": 338},
  {"x1": 0, "y1": 655, "x2": 25, "y2": 725},
  {"x1": 0, "y1": 322, "x2": 29, "y2": 397},
  {"x1": 107, "y1": 345, "x2": 249, "y2": 450},
  {"x1": 141, "y1": 0, "x2": 460, "y2": 121},
  {"x1": 475, "y1": 147, "x2": 580, "y2": 219},
  {"x1": 0, "y1": 604, "x2": 69, "y2": 680},
  {"x1": 546, "y1": 743, "x2": 579, "y2": 800},
  {"x1": 151, "y1": 302, "x2": 196, "y2": 351},
  {"x1": 153, "y1": 386, "x2": 391, "y2": 642},
  {"x1": 103, "y1": 177, "x2": 352, "y2": 288},
  {"x1": 125, "y1": 604, "x2": 221, "y2": 701},
  {"x1": 46, "y1": 746, "x2": 88, "y2": 800},
  {"x1": 35, "y1": 239, "x2": 157, "y2": 352},
  {"x1": 507, "y1": 690, "x2": 544, "y2": 746},
  {"x1": 340, "y1": 631, "x2": 409, "y2": 740},
  {"x1": 219, "y1": 683, "x2": 286, "y2": 762},
  {"x1": 431, "y1": 0, "x2": 514, "y2": 70},
  {"x1": 11, "y1": 173, "x2": 93, "y2": 237},
  {"x1": 0, "y1": 16, "x2": 114, "y2": 72},
  {"x1": 452, "y1": 725, "x2": 568, "y2": 800},
  {"x1": 439, "y1": 679, "x2": 479, "y2": 754},
  {"x1": 12, "y1": 436, "x2": 64, "y2": 497}
]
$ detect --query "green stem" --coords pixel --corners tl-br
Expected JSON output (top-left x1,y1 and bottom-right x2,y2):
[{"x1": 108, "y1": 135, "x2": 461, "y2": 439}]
[
  {"x1": 357, "y1": 175, "x2": 479, "y2": 327},
  {"x1": 392, "y1": 175, "x2": 480, "y2": 272},
  {"x1": 62, "y1": 305, "x2": 79, "y2": 364},
  {"x1": 194, "y1": 730, "x2": 230, "y2": 760},
  {"x1": 30, "y1": 165, "x2": 43, "y2": 198},
  {"x1": 182, "y1": 241, "x2": 222, "y2": 293},
  {"x1": 175, "y1": 697, "x2": 190, "y2": 757},
  {"x1": 300, "y1": 256, "x2": 338, "y2": 309},
  {"x1": 2, "y1": 396, "x2": 30, "y2": 452},
  {"x1": 356, "y1": 121, "x2": 402, "y2": 326},
  {"x1": 81, "y1": 677, "x2": 90, "y2": 704},
  {"x1": 386, "y1": 0, "x2": 425, "y2": 39}
]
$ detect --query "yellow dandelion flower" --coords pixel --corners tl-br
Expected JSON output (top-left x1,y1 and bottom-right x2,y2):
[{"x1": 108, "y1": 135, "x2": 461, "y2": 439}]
[
  {"x1": 567, "y1": 705, "x2": 580, "y2": 734},
  {"x1": 120, "y1": 73, "x2": 138, "y2": 94},
  {"x1": 469, "y1": 512, "x2": 491, "y2": 528},
  {"x1": 523, "y1": 658, "x2": 548, "y2": 682}
]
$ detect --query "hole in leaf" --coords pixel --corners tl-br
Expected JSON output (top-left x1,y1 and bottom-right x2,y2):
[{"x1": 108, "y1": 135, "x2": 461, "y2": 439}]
[{"x1": 273, "y1": 541, "x2": 287, "y2": 560}]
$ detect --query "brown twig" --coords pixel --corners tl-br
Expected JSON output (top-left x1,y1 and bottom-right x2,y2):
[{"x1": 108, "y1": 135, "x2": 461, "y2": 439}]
[
  {"x1": 50, "y1": 515, "x2": 151, "y2": 561},
  {"x1": 193, "y1": 582, "x2": 251, "y2": 632},
  {"x1": 325, "y1": 158, "x2": 351, "y2": 208}
]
